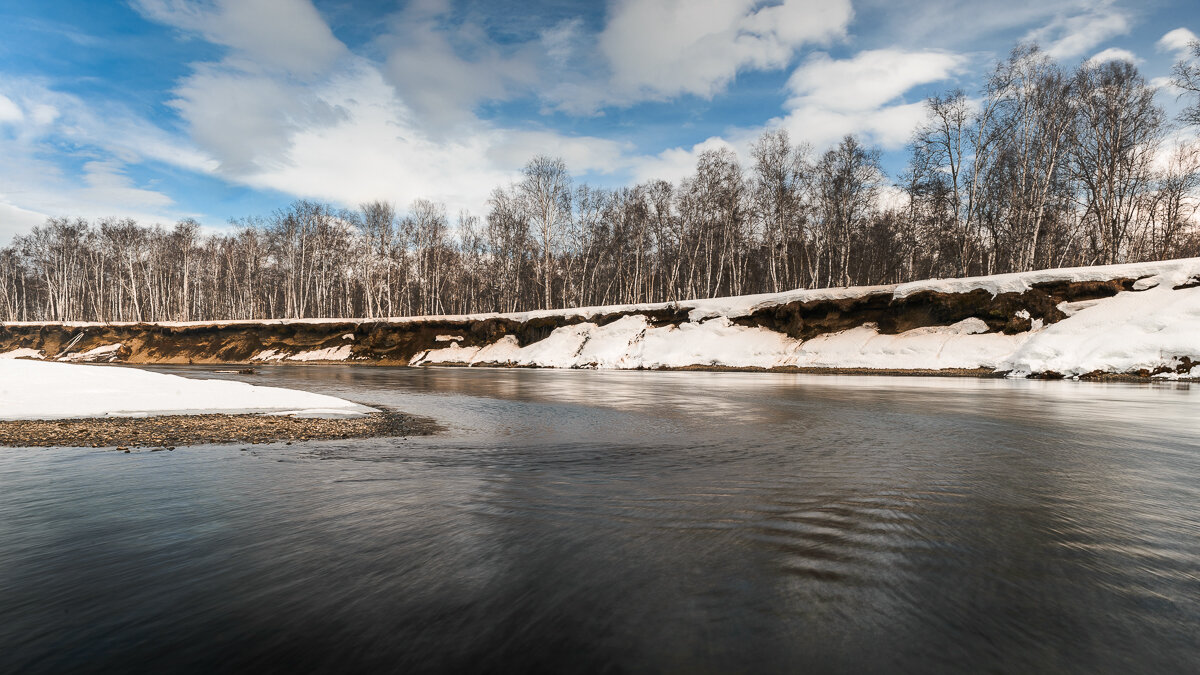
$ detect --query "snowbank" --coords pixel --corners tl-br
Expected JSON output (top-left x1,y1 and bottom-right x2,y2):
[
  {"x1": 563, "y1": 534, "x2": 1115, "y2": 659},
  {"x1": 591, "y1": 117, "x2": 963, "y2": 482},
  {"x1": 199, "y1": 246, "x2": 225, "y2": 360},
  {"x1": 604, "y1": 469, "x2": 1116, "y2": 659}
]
[
  {"x1": 411, "y1": 259, "x2": 1200, "y2": 377},
  {"x1": 0, "y1": 348, "x2": 43, "y2": 360},
  {"x1": 1002, "y1": 268, "x2": 1200, "y2": 377},
  {"x1": 0, "y1": 360, "x2": 375, "y2": 420},
  {"x1": 412, "y1": 315, "x2": 1029, "y2": 371}
]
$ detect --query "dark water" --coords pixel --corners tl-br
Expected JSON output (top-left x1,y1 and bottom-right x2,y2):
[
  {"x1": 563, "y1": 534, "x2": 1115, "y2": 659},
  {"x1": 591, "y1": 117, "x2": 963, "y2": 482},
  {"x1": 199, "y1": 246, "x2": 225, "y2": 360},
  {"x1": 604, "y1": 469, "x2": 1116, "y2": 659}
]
[{"x1": 2, "y1": 367, "x2": 1199, "y2": 674}]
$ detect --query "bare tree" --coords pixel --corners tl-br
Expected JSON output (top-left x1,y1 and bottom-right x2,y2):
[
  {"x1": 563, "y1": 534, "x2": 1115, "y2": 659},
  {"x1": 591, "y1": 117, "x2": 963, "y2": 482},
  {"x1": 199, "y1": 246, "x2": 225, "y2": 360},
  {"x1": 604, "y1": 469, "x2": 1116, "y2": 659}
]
[
  {"x1": 520, "y1": 155, "x2": 572, "y2": 309},
  {"x1": 1071, "y1": 59, "x2": 1163, "y2": 264},
  {"x1": 1171, "y1": 39, "x2": 1200, "y2": 127}
]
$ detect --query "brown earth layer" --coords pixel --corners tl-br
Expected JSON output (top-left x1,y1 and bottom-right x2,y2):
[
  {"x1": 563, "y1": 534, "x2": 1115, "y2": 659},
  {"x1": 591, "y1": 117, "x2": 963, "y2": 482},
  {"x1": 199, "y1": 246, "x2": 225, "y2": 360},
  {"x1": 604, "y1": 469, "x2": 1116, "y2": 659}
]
[{"x1": 0, "y1": 411, "x2": 439, "y2": 448}]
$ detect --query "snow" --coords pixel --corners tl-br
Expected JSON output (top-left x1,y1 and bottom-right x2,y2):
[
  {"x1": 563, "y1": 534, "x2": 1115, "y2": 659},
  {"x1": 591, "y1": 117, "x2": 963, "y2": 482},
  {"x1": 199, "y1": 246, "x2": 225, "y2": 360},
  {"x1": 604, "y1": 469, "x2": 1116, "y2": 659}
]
[
  {"x1": 287, "y1": 345, "x2": 353, "y2": 362},
  {"x1": 893, "y1": 258, "x2": 1196, "y2": 299},
  {"x1": 0, "y1": 348, "x2": 43, "y2": 360},
  {"x1": 1002, "y1": 281, "x2": 1200, "y2": 377},
  {"x1": 790, "y1": 319, "x2": 1027, "y2": 370},
  {"x1": 252, "y1": 345, "x2": 353, "y2": 362},
  {"x1": 251, "y1": 349, "x2": 286, "y2": 362},
  {"x1": 414, "y1": 316, "x2": 1025, "y2": 371},
  {"x1": 0, "y1": 360, "x2": 376, "y2": 421},
  {"x1": 58, "y1": 343, "x2": 123, "y2": 362}
]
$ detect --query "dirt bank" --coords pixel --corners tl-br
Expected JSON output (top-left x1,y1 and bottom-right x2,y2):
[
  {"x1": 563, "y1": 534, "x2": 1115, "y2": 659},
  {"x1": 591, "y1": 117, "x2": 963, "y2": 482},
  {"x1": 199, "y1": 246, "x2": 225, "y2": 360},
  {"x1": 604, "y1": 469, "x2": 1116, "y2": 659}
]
[{"x1": 0, "y1": 410, "x2": 439, "y2": 448}]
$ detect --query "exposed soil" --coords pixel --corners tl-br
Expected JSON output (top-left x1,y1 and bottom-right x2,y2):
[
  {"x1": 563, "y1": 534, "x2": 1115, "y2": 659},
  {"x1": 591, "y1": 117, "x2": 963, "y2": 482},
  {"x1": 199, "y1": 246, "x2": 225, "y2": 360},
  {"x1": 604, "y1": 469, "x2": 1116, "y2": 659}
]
[
  {"x1": 733, "y1": 278, "x2": 1135, "y2": 339},
  {"x1": 0, "y1": 411, "x2": 440, "y2": 448}
]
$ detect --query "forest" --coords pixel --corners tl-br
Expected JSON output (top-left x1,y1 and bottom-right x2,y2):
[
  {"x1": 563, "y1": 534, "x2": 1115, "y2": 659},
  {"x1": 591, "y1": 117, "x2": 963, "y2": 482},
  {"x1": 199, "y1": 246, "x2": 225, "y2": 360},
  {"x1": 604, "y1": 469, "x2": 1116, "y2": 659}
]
[{"x1": 3, "y1": 43, "x2": 1200, "y2": 322}]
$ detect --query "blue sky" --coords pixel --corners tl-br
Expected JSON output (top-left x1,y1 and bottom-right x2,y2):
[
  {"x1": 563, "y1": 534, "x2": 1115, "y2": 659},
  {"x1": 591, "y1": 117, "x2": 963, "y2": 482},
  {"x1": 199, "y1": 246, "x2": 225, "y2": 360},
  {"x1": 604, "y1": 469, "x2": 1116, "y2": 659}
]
[{"x1": 0, "y1": 0, "x2": 1197, "y2": 241}]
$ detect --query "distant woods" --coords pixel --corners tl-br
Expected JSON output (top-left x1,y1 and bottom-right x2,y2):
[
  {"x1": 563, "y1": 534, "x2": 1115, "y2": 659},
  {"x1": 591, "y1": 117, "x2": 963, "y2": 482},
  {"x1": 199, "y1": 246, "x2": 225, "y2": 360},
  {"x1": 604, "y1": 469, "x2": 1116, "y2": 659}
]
[{"x1": 3, "y1": 43, "x2": 1200, "y2": 323}]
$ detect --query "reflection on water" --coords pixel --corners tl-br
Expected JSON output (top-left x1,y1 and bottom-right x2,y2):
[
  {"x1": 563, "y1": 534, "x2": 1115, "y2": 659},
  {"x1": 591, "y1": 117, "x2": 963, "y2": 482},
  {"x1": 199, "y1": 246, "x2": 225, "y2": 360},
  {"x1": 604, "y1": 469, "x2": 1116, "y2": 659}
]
[{"x1": 1, "y1": 367, "x2": 1198, "y2": 673}]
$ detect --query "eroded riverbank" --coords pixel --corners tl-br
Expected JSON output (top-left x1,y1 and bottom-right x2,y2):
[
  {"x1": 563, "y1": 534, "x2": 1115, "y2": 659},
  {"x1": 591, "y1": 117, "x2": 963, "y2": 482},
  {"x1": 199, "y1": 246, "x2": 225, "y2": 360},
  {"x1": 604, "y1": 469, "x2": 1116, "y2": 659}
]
[{"x1": 3, "y1": 258, "x2": 1199, "y2": 379}]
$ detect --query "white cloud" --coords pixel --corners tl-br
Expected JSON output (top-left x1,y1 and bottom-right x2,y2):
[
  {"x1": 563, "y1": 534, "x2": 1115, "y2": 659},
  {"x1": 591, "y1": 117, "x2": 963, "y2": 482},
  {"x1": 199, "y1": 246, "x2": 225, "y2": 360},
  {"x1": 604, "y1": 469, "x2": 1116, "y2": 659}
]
[
  {"x1": 132, "y1": 0, "x2": 345, "y2": 77},
  {"x1": 776, "y1": 100, "x2": 932, "y2": 151},
  {"x1": 0, "y1": 77, "x2": 211, "y2": 242},
  {"x1": 1158, "y1": 28, "x2": 1199, "y2": 57},
  {"x1": 377, "y1": 3, "x2": 539, "y2": 126},
  {"x1": 0, "y1": 94, "x2": 22, "y2": 123},
  {"x1": 629, "y1": 137, "x2": 738, "y2": 185},
  {"x1": 0, "y1": 149, "x2": 183, "y2": 244},
  {"x1": 126, "y1": 0, "x2": 640, "y2": 216},
  {"x1": 786, "y1": 50, "x2": 966, "y2": 112},
  {"x1": 623, "y1": 48, "x2": 965, "y2": 185},
  {"x1": 589, "y1": 0, "x2": 851, "y2": 108},
  {"x1": 0, "y1": 76, "x2": 215, "y2": 172},
  {"x1": 0, "y1": 202, "x2": 48, "y2": 243},
  {"x1": 1025, "y1": 2, "x2": 1130, "y2": 60},
  {"x1": 178, "y1": 59, "x2": 633, "y2": 218},
  {"x1": 79, "y1": 161, "x2": 175, "y2": 209},
  {"x1": 780, "y1": 49, "x2": 965, "y2": 149},
  {"x1": 167, "y1": 64, "x2": 348, "y2": 174},
  {"x1": 1086, "y1": 47, "x2": 1140, "y2": 65}
]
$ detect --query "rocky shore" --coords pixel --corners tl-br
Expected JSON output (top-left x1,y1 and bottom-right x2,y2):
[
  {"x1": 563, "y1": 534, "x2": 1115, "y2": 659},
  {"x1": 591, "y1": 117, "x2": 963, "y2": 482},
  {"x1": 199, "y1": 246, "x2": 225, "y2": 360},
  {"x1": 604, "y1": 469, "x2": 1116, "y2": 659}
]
[{"x1": 0, "y1": 411, "x2": 439, "y2": 448}]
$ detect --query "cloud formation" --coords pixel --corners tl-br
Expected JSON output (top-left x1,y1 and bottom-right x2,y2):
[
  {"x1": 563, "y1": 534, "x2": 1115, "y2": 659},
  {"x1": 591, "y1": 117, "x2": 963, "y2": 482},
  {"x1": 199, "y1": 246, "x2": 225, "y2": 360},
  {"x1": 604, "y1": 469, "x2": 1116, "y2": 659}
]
[
  {"x1": 1024, "y1": 2, "x2": 1130, "y2": 60},
  {"x1": 778, "y1": 49, "x2": 966, "y2": 149},
  {"x1": 586, "y1": 0, "x2": 851, "y2": 110},
  {"x1": 132, "y1": 0, "x2": 345, "y2": 77},
  {"x1": 1087, "y1": 47, "x2": 1140, "y2": 65},
  {"x1": 1158, "y1": 28, "x2": 1198, "y2": 57}
]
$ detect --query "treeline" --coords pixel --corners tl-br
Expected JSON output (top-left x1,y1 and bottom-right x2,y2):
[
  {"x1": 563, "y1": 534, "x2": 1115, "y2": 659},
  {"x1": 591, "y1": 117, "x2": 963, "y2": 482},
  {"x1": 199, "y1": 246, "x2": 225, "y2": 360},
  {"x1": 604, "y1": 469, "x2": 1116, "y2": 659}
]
[{"x1": 3, "y1": 43, "x2": 1200, "y2": 322}]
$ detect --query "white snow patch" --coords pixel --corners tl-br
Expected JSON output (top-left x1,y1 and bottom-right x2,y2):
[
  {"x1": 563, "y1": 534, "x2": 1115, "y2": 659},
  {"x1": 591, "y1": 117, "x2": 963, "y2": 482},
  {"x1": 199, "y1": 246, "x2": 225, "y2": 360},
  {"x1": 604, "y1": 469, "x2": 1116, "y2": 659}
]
[
  {"x1": 341, "y1": 333, "x2": 355, "y2": 340},
  {"x1": 894, "y1": 259, "x2": 1197, "y2": 299},
  {"x1": 412, "y1": 342, "x2": 481, "y2": 365},
  {"x1": 58, "y1": 343, "x2": 123, "y2": 362},
  {"x1": 635, "y1": 318, "x2": 798, "y2": 369},
  {"x1": 415, "y1": 315, "x2": 1021, "y2": 372},
  {"x1": 1003, "y1": 283, "x2": 1200, "y2": 377},
  {"x1": 288, "y1": 345, "x2": 353, "y2": 362},
  {"x1": 252, "y1": 349, "x2": 286, "y2": 362},
  {"x1": 0, "y1": 348, "x2": 43, "y2": 360},
  {"x1": 435, "y1": 334, "x2": 464, "y2": 342},
  {"x1": 0, "y1": 360, "x2": 375, "y2": 421},
  {"x1": 792, "y1": 319, "x2": 1026, "y2": 371}
]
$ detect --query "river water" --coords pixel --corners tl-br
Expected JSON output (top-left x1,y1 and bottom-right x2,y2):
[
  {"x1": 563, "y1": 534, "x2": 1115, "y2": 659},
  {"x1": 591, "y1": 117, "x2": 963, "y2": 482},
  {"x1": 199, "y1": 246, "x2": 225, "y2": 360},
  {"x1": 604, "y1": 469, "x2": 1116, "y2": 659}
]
[{"x1": 1, "y1": 367, "x2": 1198, "y2": 673}]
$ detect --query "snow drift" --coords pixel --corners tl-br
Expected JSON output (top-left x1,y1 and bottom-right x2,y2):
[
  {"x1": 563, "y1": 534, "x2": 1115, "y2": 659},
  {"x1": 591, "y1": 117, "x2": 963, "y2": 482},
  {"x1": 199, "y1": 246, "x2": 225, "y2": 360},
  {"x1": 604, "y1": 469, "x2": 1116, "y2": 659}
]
[
  {"x1": 0, "y1": 360, "x2": 376, "y2": 421},
  {"x1": 2, "y1": 258, "x2": 1199, "y2": 379}
]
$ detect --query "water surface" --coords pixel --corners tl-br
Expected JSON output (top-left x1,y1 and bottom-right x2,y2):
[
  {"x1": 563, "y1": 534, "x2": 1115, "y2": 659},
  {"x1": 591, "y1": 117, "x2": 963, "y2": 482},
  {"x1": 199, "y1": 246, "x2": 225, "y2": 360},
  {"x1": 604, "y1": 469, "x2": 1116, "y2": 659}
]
[{"x1": 1, "y1": 367, "x2": 1198, "y2": 673}]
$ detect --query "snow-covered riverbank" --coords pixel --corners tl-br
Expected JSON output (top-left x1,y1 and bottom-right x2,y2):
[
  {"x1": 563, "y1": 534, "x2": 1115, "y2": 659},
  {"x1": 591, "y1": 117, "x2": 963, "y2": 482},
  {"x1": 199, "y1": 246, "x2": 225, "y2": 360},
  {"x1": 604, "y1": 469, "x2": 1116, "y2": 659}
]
[
  {"x1": 409, "y1": 258, "x2": 1200, "y2": 379},
  {"x1": 3, "y1": 258, "x2": 1199, "y2": 379},
  {"x1": 0, "y1": 360, "x2": 375, "y2": 421}
]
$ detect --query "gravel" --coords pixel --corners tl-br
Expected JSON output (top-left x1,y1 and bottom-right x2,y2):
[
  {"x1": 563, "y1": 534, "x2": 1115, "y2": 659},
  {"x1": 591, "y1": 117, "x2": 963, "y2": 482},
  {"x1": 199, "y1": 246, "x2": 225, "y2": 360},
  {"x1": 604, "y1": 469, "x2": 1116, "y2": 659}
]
[{"x1": 0, "y1": 411, "x2": 438, "y2": 448}]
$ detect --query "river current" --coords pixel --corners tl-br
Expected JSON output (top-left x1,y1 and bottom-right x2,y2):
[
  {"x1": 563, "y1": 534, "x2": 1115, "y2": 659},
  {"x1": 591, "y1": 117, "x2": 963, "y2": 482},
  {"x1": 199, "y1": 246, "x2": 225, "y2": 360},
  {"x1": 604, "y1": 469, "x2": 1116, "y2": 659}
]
[{"x1": 1, "y1": 367, "x2": 1198, "y2": 673}]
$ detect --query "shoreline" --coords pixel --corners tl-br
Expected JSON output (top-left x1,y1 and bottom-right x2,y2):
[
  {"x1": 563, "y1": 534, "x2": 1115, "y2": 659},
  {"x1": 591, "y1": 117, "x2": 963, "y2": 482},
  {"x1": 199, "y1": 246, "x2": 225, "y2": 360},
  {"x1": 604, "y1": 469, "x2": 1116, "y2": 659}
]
[
  {"x1": 0, "y1": 410, "x2": 440, "y2": 448},
  {"x1": 84, "y1": 360, "x2": 1200, "y2": 382},
  {"x1": 302, "y1": 362, "x2": 1198, "y2": 382}
]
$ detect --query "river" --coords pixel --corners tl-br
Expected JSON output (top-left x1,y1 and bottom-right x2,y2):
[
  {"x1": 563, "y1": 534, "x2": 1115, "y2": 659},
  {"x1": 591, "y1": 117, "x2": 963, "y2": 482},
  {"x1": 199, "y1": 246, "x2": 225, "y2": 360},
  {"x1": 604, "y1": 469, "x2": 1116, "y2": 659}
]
[{"x1": 1, "y1": 367, "x2": 1198, "y2": 673}]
